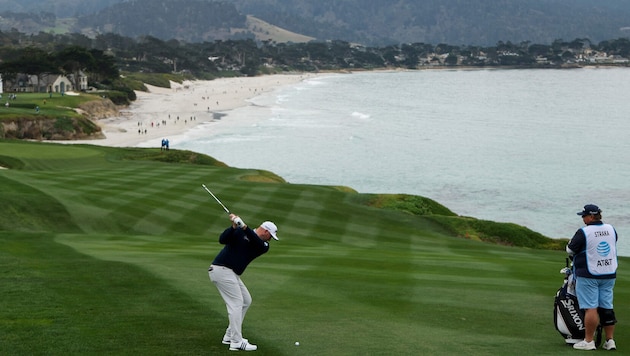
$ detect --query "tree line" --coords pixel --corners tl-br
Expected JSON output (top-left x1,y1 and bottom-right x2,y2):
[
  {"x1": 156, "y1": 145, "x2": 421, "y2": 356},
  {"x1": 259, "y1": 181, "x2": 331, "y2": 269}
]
[
  {"x1": 0, "y1": 45, "x2": 120, "y2": 91},
  {"x1": 1, "y1": 29, "x2": 629, "y2": 100},
  {"x1": 3, "y1": 0, "x2": 630, "y2": 46}
]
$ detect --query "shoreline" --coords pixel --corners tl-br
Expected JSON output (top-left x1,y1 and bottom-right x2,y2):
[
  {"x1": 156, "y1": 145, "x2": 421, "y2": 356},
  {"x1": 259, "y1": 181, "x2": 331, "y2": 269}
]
[
  {"x1": 54, "y1": 66, "x2": 624, "y2": 149},
  {"x1": 60, "y1": 72, "x2": 327, "y2": 148}
]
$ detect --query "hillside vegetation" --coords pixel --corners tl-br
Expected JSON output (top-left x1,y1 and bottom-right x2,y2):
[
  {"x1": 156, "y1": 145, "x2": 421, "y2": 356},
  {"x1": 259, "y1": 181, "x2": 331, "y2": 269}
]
[
  {"x1": 233, "y1": 0, "x2": 630, "y2": 45},
  {"x1": 0, "y1": 93, "x2": 111, "y2": 140},
  {"x1": 1, "y1": 0, "x2": 630, "y2": 45}
]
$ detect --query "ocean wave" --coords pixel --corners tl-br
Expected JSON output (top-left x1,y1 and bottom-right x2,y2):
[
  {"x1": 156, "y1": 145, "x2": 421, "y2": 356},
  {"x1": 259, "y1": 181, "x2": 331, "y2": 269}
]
[{"x1": 351, "y1": 111, "x2": 371, "y2": 119}]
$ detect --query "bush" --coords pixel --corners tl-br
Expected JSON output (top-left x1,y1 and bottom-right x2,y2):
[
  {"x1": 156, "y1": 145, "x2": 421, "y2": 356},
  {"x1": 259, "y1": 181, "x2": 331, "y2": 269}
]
[
  {"x1": 427, "y1": 215, "x2": 566, "y2": 250},
  {"x1": 356, "y1": 192, "x2": 564, "y2": 250},
  {"x1": 103, "y1": 90, "x2": 131, "y2": 105},
  {"x1": 360, "y1": 193, "x2": 457, "y2": 216},
  {"x1": 113, "y1": 147, "x2": 228, "y2": 167}
]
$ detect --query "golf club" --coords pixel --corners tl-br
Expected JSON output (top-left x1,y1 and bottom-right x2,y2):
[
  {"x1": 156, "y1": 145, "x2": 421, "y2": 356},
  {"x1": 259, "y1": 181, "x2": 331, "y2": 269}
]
[{"x1": 201, "y1": 184, "x2": 244, "y2": 227}]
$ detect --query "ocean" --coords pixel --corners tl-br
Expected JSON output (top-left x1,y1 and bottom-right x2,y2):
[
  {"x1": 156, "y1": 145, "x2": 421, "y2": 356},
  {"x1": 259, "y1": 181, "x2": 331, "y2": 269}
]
[{"x1": 163, "y1": 68, "x2": 630, "y2": 256}]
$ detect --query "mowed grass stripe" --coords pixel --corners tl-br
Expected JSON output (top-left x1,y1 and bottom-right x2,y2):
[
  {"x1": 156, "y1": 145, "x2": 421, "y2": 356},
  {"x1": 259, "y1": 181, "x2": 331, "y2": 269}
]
[
  {"x1": 0, "y1": 232, "x2": 227, "y2": 355},
  {"x1": 15, "y1": 164, "x2": 240, "y2": 235},
  {"x1": 281, "y1": 189, "x2": 332, "y2": 231},
  {"x1": 2, "y1": 142, "x2": 627, "y2": 355},
  {"x1": 249, "y1": 239, "x2": 561, "y2": 355},
  {"x1": 35, "y1": 161, "x2": 604, "y2": 354},
  {"x1": 249, "y1": 246, "x2": 494, "y2": 354}
]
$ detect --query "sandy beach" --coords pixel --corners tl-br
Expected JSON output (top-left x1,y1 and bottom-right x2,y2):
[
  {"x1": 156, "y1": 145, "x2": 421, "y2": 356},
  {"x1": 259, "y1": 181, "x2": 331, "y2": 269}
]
[{"x1": 64, "y1": 73, "x2": 321, "y2": 148}]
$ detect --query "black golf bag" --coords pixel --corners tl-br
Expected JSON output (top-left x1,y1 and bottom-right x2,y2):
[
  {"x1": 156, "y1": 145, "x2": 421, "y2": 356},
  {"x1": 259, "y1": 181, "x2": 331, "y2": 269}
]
[{"x1": 553, "y1": 258, "x2": 602, "y2": 345}]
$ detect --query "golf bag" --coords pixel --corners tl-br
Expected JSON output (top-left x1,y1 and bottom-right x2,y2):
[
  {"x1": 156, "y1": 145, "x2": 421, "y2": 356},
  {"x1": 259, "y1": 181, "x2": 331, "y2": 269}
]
[{"x1": 553, "y1": 258, "x2": 602, "y2": 345}]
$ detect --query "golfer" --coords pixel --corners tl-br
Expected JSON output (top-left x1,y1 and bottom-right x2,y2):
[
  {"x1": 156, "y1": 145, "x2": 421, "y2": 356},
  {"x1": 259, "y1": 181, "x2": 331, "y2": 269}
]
[
  {"x1": 208, "y1": 214, "x2": 279, "y2": 351},
  {"x1": 566, "y1": 204, "x2": 617, "y2": 351}
]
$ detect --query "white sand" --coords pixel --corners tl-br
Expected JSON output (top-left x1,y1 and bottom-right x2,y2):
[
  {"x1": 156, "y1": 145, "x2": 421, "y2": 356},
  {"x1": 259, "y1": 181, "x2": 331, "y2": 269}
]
[{"x1": 63, "y1": 73, "x2": 321, "y2": 147}]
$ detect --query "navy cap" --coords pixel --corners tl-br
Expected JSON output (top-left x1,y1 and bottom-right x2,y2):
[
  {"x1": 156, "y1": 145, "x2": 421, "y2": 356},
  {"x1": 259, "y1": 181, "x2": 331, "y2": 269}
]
[{"x1": 577, "y1": 204, "x2": 601, "y2": 216}]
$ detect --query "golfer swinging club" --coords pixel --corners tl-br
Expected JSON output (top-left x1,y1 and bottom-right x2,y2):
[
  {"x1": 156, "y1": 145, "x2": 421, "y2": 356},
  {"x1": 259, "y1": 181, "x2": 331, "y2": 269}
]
[{"x1": 208, "y1": 213, "x2": 279, "y2": 351}]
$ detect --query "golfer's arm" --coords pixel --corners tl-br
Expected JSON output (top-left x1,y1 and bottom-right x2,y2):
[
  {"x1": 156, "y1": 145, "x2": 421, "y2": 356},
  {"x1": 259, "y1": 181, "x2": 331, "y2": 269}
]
[{"x1": 218, "y1": 227, "x2": 237, "y2": 244}]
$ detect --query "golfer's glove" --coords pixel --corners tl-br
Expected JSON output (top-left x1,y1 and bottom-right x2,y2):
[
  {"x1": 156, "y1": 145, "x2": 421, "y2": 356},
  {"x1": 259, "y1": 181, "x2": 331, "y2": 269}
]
[{"x1": 232, "y1": 217, "x2": 245, "y2": 228}]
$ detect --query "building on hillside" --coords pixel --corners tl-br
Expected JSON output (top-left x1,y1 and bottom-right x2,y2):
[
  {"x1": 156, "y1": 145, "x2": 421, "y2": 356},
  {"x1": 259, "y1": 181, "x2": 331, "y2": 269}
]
[
  {"x1": 44, "y1": 74, "x2": 74, "y2": 94},
  {"x1": 3, "y1": 72, "x2": 88, "y2": 93},
  {"x1": 7, "y1": 74, "x2": 39, "y2": 92},
  {"x1": 68, "y1": 71, "x2": 88, "y2": 91}
]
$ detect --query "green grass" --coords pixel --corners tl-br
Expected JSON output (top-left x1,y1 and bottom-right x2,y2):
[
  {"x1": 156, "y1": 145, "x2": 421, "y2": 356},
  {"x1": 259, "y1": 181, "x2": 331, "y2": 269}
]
[
  {"x1": 0, "y1": 140, "x2": 627, "y2": 355},
  {"x1": 0, "y1": 94, "x2": 107, "y2": 139},
  {"x1": 122, "y1": 72, "x2": 196, "y2": 90},
  {"x1": 0, "y1": 92, "x2": 99, "y2": 120}
]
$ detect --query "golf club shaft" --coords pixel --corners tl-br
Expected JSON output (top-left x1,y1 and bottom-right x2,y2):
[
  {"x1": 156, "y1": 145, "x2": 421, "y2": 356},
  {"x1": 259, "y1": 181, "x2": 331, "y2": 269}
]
[{"x1": 201, "y1": 184, "x2": 230, "y2": 214}]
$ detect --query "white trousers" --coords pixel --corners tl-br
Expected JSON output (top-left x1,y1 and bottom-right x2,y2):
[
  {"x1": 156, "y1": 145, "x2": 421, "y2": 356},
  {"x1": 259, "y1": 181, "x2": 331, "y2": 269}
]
[{"x1": 208, "y1": 265, "x2": 252, "y2": 343}]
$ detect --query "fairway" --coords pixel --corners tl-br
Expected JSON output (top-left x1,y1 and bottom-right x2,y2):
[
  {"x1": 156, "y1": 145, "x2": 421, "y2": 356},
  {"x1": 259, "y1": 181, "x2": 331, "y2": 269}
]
[{"x1": 0, "y1": 140, "x2": 627, "y2": 355}]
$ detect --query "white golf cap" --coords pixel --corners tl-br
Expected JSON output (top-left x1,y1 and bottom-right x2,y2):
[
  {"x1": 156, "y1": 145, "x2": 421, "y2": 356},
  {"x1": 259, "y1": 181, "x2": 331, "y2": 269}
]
[{"x1": 261, "y1": 221, "x2": 279, "y2": 240}]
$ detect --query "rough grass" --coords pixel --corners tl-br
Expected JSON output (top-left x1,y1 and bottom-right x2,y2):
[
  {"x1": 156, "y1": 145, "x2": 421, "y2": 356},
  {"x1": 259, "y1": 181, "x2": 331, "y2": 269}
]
[
  {"x1": 0, "y1": 140, "x2": 626, "y2": 355},
  {"x1": 122, "y1": 72, "x2": 194, "y2": 89},
  {"x1": 358, "y1": 193, "x2": 566, "y2": 250}
]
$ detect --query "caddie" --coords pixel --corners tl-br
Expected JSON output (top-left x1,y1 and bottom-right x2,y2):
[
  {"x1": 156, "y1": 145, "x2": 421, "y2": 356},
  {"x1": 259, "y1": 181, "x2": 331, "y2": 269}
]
[{"x1": 566, "y1": 204, "x2": 618, "y2": 351}]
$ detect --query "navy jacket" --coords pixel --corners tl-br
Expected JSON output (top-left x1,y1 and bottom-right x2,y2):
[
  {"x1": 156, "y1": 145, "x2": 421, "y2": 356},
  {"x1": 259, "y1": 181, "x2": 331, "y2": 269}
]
[{"x1": 212, "y1": 226, "x2": 269, "y2": 275}]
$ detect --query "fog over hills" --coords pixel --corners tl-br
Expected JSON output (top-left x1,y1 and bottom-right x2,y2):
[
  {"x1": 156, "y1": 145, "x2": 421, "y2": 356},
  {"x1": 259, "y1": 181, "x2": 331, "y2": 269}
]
[
  {"x1": 1, "y1": 0, "x2": 629, "y2": 45},
  {"x1": 0, "y1": 0, "x2": 120, "y2": 17}
]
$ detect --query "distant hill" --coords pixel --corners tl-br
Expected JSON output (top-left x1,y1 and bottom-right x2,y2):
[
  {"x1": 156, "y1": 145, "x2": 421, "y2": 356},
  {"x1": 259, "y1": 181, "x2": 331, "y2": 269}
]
[
  {"x1": 1, "y1": 0, "x2": 630, "y2": 45},
  {"x1": 0, "y1": 0, "x2": 120, "y2": 17},
  {"x1": 244, "y1": 15, "x2": 314, "y2": 43},
  {"x1": 75, "y1": 0, "x2": 246, "y2": 43},
  {"x1": 231, "y1": 0, "x2": 630, "y2": 45}
]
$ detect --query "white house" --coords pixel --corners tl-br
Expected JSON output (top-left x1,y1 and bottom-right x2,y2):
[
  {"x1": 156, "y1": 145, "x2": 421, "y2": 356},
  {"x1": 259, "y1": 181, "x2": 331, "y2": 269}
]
[
  {"x1": 69, "y1": 71, "x2": 89, "y2": 91},
  {"x1": 4, "y1": 72, "x2": 88, "y2": 93},
  {"x1": 44, "y1": 74, "x2": 74, "y2": 93}
]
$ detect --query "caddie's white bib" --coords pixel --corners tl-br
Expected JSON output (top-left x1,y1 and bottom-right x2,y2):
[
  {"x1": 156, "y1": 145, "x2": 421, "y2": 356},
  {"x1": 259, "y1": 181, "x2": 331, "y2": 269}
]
[{"x1": 583, "y1": 224, "x2": 617, "y2": 276}]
